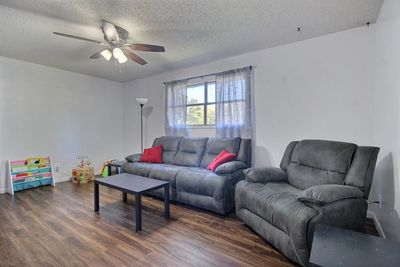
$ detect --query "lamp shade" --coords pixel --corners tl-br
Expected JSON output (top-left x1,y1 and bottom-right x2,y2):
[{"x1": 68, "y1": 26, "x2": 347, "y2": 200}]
[{"x1": 136, "y1": 98, "x2": 149, "y2": 105}]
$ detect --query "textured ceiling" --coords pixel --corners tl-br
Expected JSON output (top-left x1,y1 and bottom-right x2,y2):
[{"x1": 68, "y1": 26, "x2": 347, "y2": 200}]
[{"x1": 0, "y1": 0, "x2": 383, "y2": 82}]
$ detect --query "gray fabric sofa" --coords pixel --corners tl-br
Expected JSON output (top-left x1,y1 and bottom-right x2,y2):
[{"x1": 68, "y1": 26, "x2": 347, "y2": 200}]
[
  {"x1": 235, "y1": 140, "x2": 379, "y2": 266},
  {"x1": 122, "y1": 136, "x2": 251, "y2": 215}
]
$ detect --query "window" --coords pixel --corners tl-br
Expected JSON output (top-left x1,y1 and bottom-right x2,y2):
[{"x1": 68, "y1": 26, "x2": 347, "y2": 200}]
[
  {"x1": 186, "y1": 82, "x2": 215, "y2": 126},
  {"x1": 165, "y1": 66, "x2": 252, "y2": 138}
]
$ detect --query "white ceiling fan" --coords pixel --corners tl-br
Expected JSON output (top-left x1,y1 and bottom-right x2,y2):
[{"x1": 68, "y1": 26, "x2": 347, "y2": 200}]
[{"x1": 53, "y1": 20, "x2": 165, "y2": 65}]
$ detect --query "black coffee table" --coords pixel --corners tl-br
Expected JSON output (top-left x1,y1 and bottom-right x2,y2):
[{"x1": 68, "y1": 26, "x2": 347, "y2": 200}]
[{"x1": 94, "y1": 173, "x2": 170, "y2": 232}]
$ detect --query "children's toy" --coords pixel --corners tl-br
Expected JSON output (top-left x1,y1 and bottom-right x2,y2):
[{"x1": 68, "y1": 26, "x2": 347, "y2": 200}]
[
  {"x1": 101, "y1": 159, "x2": 122, "y2": 177},
  {"x1": 8, "y1": 156, "x2": 55, "y2": 195},
  {"x1": 72, "y1": 155, "x2": 94, "y2": 184},
  {"x1": 72, "y1": 167, "x2": 95, "y2": 184},
  {"x1": 101, "y1": 160, "x2": 114, "y2": 177},
  {"x1": 76, "y1": 155, "x2": 91, "y2": 168}
]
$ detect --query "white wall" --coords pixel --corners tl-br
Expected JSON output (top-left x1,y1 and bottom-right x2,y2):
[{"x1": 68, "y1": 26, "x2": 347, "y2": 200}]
[
  {"x1": 371, "y1": 0, "x2": 400, "y2": 240},
  {"x1": 0, "y1": 56, "x2": 124, "y2": 192},
  {"x1": 123, "y1": 27, "x2": 375, "y2": 168}
]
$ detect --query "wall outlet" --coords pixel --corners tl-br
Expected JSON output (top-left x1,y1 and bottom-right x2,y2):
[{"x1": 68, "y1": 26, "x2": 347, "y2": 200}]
[{"x1": 54, "y1": 162, "x2": 61, "y2": 172}]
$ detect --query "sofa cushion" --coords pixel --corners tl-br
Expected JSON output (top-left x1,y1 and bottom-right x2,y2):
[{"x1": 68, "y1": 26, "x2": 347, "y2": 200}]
[
  {"x1": 148, "y1": 164, "x2": 184, "y2": 182},
  {"x1": 176, "y1": 167, "x2": 230, "y2": 198},
  {"x1": 244, "y1": 167, "x2": 287, "y2": 184},
  {"x1": 173, "y1": 137, "x2": 208, "y2": 167},
  {"x1": 121, "y1": 162, "x2": 152, "y2": 177},
  {"x1": 235, "y1": 181, "x2": 317, "y2": 234},
  {"x1": 237, "y1": 138, "x2": 252, "y2": 166},
  {"x1": 200, "y1": 138, "x2": 241, "y2": 168},
  {"x1": 148, "y1": 164, "x2": 185, "y2": 199},
  {"x1": 287, "y1": 140, "x2": 357, "y2": 189},
  {"x1": 344, "y1": 146, "x2": 380, "y2": 197},
  {"x1": 153, "y1": 136, "x2": 182, "y2": 164}
]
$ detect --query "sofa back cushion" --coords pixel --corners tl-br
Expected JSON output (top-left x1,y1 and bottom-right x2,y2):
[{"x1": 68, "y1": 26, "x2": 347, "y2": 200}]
[
  {"x1": 344, "y1": 146, "x2": 380, "y2": 198},
  {"x1": 152, "y1": 136, "x2": 182, "y2": 164},
  {"x1": 286, "y1": 140, "x2": 357, "y2": 189},
  {"x1": 173, "y1": 137, "x2": 208, "y2": 167},
  {"x1": 200, "y1": 138, "x2": 241, "y2": 168},
  {"x1": 237, "y1": 138, "x2": 252, "y2": 166}
]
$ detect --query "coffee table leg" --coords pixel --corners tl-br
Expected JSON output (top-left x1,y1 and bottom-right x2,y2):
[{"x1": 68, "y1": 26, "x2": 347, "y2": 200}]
[
  {"x1": 122, "y1": 192, "x2": 127, "y2": 202},
  {"x1": 94, "y1": 182, "x2": 99, "y2": 212},
  {"x1": 135, "y1": 194, "x2": 142, "y2": 232},
  {"x1": 164, "y1": 185, "x2": 170, "y2": 218}
]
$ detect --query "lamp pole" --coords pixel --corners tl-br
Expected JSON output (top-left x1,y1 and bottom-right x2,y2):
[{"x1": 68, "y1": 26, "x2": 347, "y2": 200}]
[
  {"x1": 136, "y1": 98, "x2": 148, "y2": 153},
  {"x1": 140, "y1": 103, "x2": 144, "y2": 152}
]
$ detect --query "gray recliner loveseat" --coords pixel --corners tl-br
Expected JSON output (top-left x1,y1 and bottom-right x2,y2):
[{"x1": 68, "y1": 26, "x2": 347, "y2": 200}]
[
  {"x1": 235, "y1": 140, "x2": 379, "y2": 266},
  {"x1": 122, "y1": 136, "x2": 251, "y2": 215}
]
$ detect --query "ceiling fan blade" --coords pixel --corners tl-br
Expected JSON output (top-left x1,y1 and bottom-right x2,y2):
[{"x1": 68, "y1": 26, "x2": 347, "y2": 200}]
[
  {"x1": 102, "y1": 20, "x2": 119, "y2": 43},
  {"x1": 122, "y1": 48, "x2": 147, "y2": 65},
  {"x1": 127, "y1": 44, "x2": 165, "y2": 52},
  {"x1": 89, "y1": 51, "x2": 102, "y2": 59},
  {"x1": 53, "y1": 32, "x2": 104, "y2": 45}
]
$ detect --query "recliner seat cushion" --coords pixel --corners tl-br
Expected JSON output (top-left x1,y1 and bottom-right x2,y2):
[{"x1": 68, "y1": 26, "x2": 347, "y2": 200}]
[
  {"x1": 148, "y1": 164, "x2": 184, "y2": 182},
  {"x1": 235, "y1": 181, "x2": 317, "y2": 234},
  {"x1": 153, "y1": 136, "x2": 182, "y2": 164},
  {"x1": 200, "y1": 138, "x2": 240, "y2": 168},
  {"x1": 287, "y1": 140, "x2": 357, "y2": 189},
  {"x1": 148, "y1": 163, "x2": 185, "y2": 199},
  {"x1": 176, "y1": 167, "x2": 228, "y2": 197},
  {"x1": 173, "y1": 137, "x2": 208, "y2": 167},
  {"x1": 176, "y1": 167, "x2": 231, "y2": 214}
]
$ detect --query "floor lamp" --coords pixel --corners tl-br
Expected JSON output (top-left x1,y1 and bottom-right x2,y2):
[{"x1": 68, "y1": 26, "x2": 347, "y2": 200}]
[{"x1": 136, "y1": 98, "x2": 148, "y2": 152}]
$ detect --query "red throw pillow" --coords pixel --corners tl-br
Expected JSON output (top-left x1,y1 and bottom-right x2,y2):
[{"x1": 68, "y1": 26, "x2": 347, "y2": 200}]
[
  {"x1": 139, "y1": 145, "x2": 163, "y2": 163},
  {"x1": 208, "y1": 150, "x2": 237, "y2": 172}
]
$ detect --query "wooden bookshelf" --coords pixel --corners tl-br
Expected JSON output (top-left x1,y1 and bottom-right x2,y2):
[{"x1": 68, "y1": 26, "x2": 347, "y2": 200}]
[{"x1": 8, "y1": 156, "x2": 55, "y2": 195}]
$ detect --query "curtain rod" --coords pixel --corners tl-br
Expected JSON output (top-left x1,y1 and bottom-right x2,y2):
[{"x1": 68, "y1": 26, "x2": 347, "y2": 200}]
[{"x1": 163, "y1": 65, "x2": 254, "y2": 85}]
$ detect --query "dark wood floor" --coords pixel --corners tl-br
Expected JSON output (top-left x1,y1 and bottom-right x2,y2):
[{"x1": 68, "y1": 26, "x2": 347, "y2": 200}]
[{"x1": 0, "y1": 182, "x2": 378, "y2": 267}]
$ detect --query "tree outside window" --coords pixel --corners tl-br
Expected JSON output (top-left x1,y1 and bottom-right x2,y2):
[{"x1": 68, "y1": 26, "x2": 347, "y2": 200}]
[{"x1": 186, "y1": 82, "x2": 215, "y2": 126}]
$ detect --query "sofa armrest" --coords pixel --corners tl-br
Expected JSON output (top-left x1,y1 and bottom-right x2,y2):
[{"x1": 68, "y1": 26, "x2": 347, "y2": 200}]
[
  {"x1": 215, "y1": 161, "x2": 247, "y2": 175},
  {"x1": 243, "y1": 167, "x2": 287, "y2": 184},
  {"x1": 298, "y1": 184, "x2": 364, "y2": 205},
  {"x1": 125, "y1": 153, "x2": 142, "y2": 163}
]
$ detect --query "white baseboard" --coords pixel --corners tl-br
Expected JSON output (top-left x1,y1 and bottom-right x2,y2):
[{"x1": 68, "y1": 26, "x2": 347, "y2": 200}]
[
  {"x1": 54, "y1": 176, "x2": 71, "y2": 183},
  {"x1": 54, "y1": 171, "x2": 72, "y2": 184},
  {"x1": 0, "y1": 187, "x2": 7, "y2": 194}
]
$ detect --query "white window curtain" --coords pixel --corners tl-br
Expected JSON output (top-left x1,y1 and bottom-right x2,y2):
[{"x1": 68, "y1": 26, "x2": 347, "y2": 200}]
[
  {"x1": 165, "y1": 79, "x2": 188, "y2": 136},
  {"x1": 215, "y1": 67, "x2": 252, "y2": 138}
]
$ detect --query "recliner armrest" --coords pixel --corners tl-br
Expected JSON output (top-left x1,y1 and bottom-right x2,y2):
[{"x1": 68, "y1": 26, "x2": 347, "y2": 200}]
[
  {"x1": 298, "y1": 184, "x2": 364, "y2": 205},
  {"x1": 125, "y1": 153, "x2": 142, "y2": 163},
  {"x1": 215, "y1": 161, "x2": 247, "y2": 175},
  {"x1": 243, "y1": 167, "x2": 287, "y2": 183}
]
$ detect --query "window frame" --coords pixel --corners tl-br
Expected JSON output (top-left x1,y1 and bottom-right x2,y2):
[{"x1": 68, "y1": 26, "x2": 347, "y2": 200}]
[{"x1": 186, "y1": 81, "x2": 216, "y2": 127}]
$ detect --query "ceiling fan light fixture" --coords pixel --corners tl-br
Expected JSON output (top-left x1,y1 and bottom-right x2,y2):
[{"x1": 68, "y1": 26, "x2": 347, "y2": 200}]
[
  {"x1": 117, "y1": 55, "x2": 128, "y2": 64},
  {"x1": 113, "y1": 48, "x2": 127, "y2": 63},
  {"x1": 53, "y1": 21, "x2": 164, "y2": 66},
  {"x1": 100, "y1": 49, "x2": 112, "y2": 61}
]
